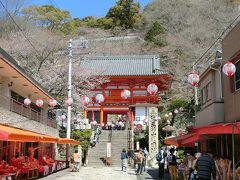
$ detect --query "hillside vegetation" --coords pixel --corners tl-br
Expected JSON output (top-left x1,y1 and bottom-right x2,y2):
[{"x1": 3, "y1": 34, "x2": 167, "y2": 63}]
[{"x1": 0, "y1": 0, "x2": 239, "y2": 125}]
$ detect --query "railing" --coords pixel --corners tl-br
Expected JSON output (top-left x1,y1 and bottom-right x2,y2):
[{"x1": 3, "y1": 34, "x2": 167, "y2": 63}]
[{"x1": 0, "y1": 94, "x2": 57, "y2": 128}]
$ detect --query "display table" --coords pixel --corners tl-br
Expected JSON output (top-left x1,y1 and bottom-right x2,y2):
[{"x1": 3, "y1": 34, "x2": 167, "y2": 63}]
[{"x1": 0, "y1": 173, "x2": 16, "y2": 180}]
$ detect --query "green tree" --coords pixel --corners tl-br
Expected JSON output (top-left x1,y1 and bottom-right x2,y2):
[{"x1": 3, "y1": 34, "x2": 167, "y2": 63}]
[
  {"x1": 72, "y1": 129, "x2": 92, "y2": 163},
  {"x1": 22, "y1": 5, "x2": 71, "y2": 31},
  {"x1": 144, "y1": 21, "x2": 167, "y2": 47},
  {"x1": 106, "y1": 0, "x2": 141, "y2": 29}
]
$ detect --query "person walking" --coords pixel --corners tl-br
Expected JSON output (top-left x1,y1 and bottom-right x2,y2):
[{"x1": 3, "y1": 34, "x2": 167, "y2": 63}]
[
  {"x1": 187, "y1": 152, "x2": 196, "y2": 180},
  {"x1": 136, "y1": 149, "x2": 143, "y2": 175},
  {"x1": 121, "y1": 149, "x2": 128, "y2": 172},
  {"x1": 142, "y1": 148, "x2": 148, "y2": 172},
  {"x1": 72, "y1": 150, "x2": 80, "y2": 172},
  {"x1": 167, "y1": 148, "x2": 177, "y2": 180},
  {"x1": 156, "y1": 146, "x2": 167, "y2": 179},
  {"x1": 195, "y1": 151, "x2": 216, "y2": 180}
]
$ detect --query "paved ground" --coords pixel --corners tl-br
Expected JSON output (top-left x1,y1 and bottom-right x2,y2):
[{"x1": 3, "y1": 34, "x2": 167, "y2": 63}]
[{"x1": 40, "y1": 166, "x2": 162, "y2": 180}]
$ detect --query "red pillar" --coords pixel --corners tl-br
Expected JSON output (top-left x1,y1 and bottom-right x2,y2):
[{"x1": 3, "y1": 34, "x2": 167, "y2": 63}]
[{"x1": 100, "y1": 109, "x2": 103, "y2": 127}]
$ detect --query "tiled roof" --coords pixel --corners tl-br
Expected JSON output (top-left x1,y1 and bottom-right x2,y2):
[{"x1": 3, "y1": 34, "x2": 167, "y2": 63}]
[{"x1": 80, "y1": 55, "x2": 167, "y2": 76}]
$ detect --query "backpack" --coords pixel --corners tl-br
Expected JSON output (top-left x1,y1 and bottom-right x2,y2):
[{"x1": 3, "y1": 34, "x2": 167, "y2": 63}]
[
  {"x1": 167, "y1": 154, "x2": 173, "y2": 163},
  {"x1": 156, "y1": 152, "x2": 162, "y2": 161},
  {"x1": 167, "y1": 154, "x2": 176, "y2": 164}
]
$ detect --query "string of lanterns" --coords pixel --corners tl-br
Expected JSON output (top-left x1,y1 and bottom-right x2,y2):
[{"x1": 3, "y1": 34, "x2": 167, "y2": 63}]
[
  {"x1": 80, "y1": 83, "x2": 159, "y2": 106},
  {"x1": 23, "y1": 97, "x2": 57, "y2": 108},
  {"x1": 188, "y1": 61, "x2": 236, "y2": 87},
  {"x1": 23, "y1": 83, "x2": 160, "y2": 108}
]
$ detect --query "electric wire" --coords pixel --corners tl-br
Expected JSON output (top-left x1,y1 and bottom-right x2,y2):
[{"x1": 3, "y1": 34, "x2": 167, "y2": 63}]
[
  {"x1": 194, "y1": 11, "x2": 240, "y2": 67},
  {"x1": 0, "y1": 0, "x2": 41, "y2": 56}
]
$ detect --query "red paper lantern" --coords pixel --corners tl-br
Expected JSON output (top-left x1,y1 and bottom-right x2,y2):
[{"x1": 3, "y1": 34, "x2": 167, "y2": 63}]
[
  {"x1": 147, "y1": 83, "x2": 158, "y2": 95},
  {"x1": 223, "y1": 61, "x2": 236, "y2": 77},
  {"x1": 81, "y1": 95, "x2": 90, "y2": 106},
  {"x1": 61, "y1": 115, "x2": 66, "y2": 120},
  {"x1": 49, "y1": 98, "x2": 57, "y2": 107},
  {"x1": 65, "y1": 97, "x2": 73, "y2": 106},
  {"x1": 24, "y1": 98, "x2": 31, "y2": 106},
  {"x1": 188, "y1": 71, "x2": 199, "y2": 86},
  {"x1": 36, "y1": 99, "x2": 44, "y2": 107},
  {"x1": 121, "y1": 89, "x2": 131, "y2": 99},
  {"x1": 178, "y1": 128, "x2": 183, "y2": 136},
  {"x1": 95, "y1": 94, "x2": 104, "y2": 104}
]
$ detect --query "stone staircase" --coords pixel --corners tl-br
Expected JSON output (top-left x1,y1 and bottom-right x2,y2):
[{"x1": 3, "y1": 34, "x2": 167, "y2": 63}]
[
  {"x1": 87, "y1": 130, "x2": 109, "y2": 167},
  {"x1": 111, "y1": 130, "x2": 128, "y2": 166},
  {"x1": 87, "y1": 130, "x2": 129, "y2": 167}
]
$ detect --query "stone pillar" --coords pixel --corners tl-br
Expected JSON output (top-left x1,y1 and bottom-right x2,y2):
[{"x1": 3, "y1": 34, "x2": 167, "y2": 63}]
[{"x1": 148, "y1": 107, "x2": 159, "y2": 167}]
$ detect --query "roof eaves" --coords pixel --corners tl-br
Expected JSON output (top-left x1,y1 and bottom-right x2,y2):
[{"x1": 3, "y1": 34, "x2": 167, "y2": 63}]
[{"x1": 0, "y1": 47, "x2": 53, "y2": 99}]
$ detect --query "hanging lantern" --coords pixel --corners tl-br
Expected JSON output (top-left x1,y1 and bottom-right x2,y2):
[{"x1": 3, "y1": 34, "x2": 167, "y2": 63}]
[
  {"x1": 178, "y1": 128, "x2": 183, "y2": 136},
  {"x1": 36, "y1": 99, "x2": 44, "y2": 107},
  {"x1": 81, "y1": 95, "x2": 90, "y2": 106},
  {"x1": 49, "y1": 98, "x2": 57, "y2": 107},
  {"x1": 121, "y1": 89, "x2": 131, "y2": 99},
  {"x1": 95, "y1": 94, "x2": 104, "y2": 104},
  {"x1": 60, "y1": 115, "x2": 66, "y2": 120},
  {"x1": 24, "y1": 98, "x2": 31, "y2": 106},
  {"x1": 65, "y1": 97, "x2": 73, "y2": 106},
  {"x1": 147, "y1": 83, "x2": 158, "y2": 95},
  {"x1": 223, "y1": 61, "x2": 236, "y2": 77},
  {"x1": 188, "y1": 71, "x2": 199, "y2": 86}
]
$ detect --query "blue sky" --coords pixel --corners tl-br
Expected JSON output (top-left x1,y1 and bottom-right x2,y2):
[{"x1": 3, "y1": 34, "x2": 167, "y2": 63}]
[{"x1": 27, "y1": 0, "x2": 150, "y2": 18}]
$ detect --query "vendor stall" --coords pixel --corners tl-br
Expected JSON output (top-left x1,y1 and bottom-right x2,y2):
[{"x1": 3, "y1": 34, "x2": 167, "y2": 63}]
[{"x1": 0, "y1": 124, "x2": 80, "y2": 179}]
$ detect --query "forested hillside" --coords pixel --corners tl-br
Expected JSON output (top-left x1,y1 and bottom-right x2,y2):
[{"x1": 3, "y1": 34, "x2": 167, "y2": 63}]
[{"x1": 0, "y1": 0, "x2": 239, "y2": 110}]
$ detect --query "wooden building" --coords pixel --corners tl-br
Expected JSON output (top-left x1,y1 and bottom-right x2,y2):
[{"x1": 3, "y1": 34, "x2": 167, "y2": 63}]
[{"x1": 81, "y1": 55, "x2": 173, "y2": 128}]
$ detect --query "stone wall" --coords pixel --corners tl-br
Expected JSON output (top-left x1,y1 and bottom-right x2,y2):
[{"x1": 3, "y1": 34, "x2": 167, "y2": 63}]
[{"x1": 0, "y1": 107, "x2": 59, "y2": 137}]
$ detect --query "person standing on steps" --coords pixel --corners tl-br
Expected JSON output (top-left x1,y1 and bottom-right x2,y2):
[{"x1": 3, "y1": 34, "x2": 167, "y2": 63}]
[{"x1": 121, "y1": 149, "x2": 128, "y2": 172}]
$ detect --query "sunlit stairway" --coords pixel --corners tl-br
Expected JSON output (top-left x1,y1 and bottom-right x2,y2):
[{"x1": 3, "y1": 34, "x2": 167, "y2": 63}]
[
  {"x1": 111, "y1": 130, "x2": 128, "y2": 167},
  {"x1": 87, "y1": 130, "x2": 109, "y2": 167}
]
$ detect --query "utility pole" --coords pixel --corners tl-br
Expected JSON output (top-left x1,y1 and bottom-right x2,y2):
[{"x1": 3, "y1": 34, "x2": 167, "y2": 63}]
[
  {"x1": 67, "y1": 39, "x2": 72, "y2": 139},
  {"x1": 193, "y1": 64, "x2": 199, "y2": 106},
  {"x1": 66, "y1": 39, "x2": 72, "y2": 167},
  {"x1": 66, "y1": 37, "x2": 88, "y2": 167}
]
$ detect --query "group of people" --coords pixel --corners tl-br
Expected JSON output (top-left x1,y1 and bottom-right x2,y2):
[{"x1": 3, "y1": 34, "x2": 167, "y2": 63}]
[
  {"x1": 103, "y1": 121, "x2": 126, "y2": 130},
  {"x1": 156, "y1": 147, "x2": 216, "y2": 180},
  {"x1": 120, "y1": 148, "x2": 148, "y2": 175},
  {"x1": 90, "y1": 126, "x2": 101, "y2": 147}
]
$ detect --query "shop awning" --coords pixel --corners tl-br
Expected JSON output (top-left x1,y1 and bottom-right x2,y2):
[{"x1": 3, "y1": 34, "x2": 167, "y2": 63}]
[
  {"x1": 0, "y1": 124, "x2": 58, "y2": 143},
  {"x1": 164, "y1": 133, "x2": 196, "y2": 147},
  {"x1": 189, "y1": 123, "x2": 240, "y2": 135},
  {"x1": 164, "y1": 123, "x2": 240, "y2": 147},
  {"x1": 58, "y1": 138, "x2": 80, "y2": 145}
]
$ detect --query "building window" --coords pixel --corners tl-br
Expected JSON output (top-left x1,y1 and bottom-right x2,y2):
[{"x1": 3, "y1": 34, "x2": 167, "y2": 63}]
[
  {"x1": 235, "y1": 61, "x2": 240, "y2": 91},
  {"x1": 201, "y1": 82, "x2": 211, "y2": 105}
]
